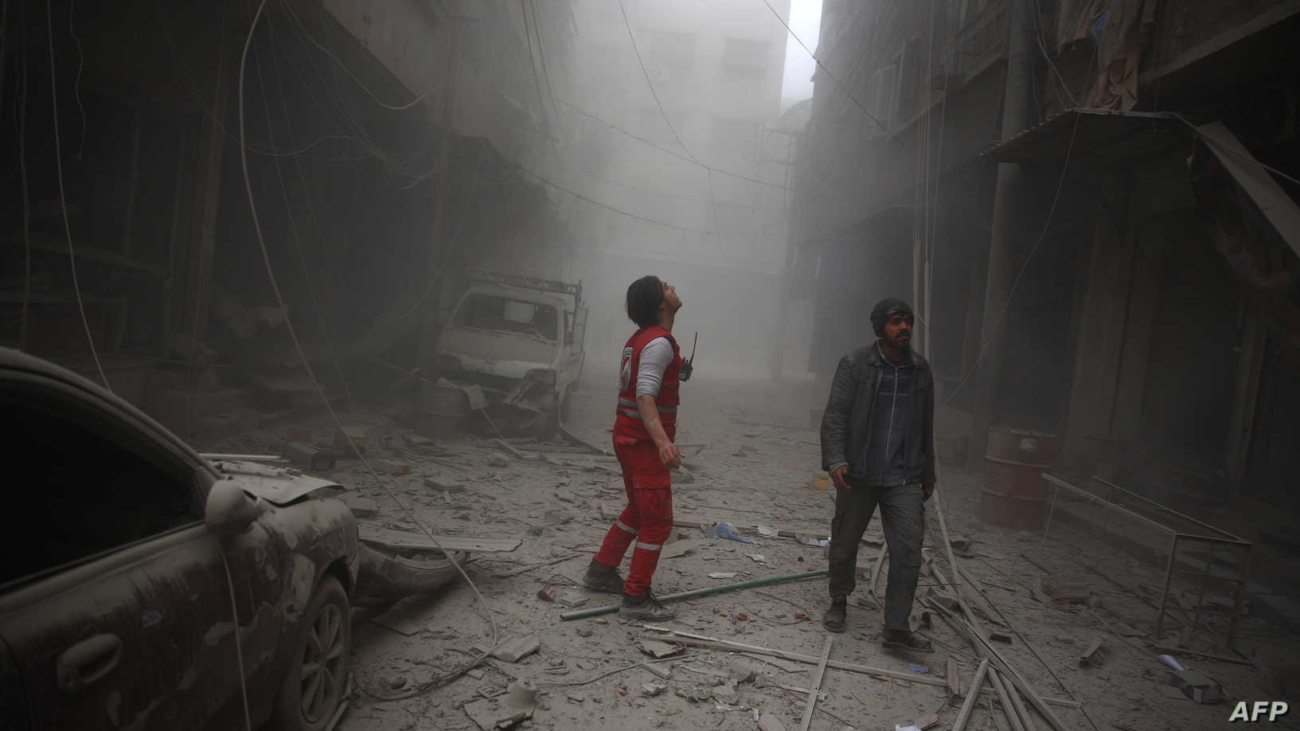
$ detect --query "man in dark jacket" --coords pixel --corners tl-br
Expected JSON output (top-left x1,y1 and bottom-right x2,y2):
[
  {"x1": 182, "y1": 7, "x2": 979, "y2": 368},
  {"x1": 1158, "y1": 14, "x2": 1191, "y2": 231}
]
[{"x1": 819, "y1": 297, "x2": 935, "y2": 651}]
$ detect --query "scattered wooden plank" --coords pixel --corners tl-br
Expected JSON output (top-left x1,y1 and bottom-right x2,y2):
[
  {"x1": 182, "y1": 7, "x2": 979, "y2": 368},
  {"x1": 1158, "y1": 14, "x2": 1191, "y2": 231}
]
[
  {"x1": 640, "y1": 629, "x2": 1080, "y2": 707},
  {"x1": 1152, "y1": 646, "x2": 1255, "y2": 666},
  {"x1": 988, "y1": 667, "x2": 1027, "y2": 731},
  {"x1": 947, "y1": 656, "x2": 961, "y2": 697},
  {"x1": 797, "y1": 636, "x2": 833, "y2": 731},
  {"x1": 491, "y1": 553, "x2": 581, "y2": 578},
  {"x1": 359, "y1": 524, "x2": 521, "y2": 553},
  {"x1": 1005, "y1": 676, "x2": 1038, "y2": 731},
  {"x1": 952, "y1": 659, "x2": 990, "y2": 731}
]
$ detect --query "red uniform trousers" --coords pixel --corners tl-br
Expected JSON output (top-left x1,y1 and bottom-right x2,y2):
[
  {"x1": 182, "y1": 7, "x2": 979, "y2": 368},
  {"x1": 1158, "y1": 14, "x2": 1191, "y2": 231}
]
[{"x1": 592, "y1": 435, "x2": 674, "y2": 597}]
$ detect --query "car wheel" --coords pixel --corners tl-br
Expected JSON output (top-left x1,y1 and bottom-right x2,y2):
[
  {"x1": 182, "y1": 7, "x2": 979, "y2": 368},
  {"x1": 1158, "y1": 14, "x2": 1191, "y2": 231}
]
[{"x1": 269, "y1": 575, "x2": 350, "y2": 731}]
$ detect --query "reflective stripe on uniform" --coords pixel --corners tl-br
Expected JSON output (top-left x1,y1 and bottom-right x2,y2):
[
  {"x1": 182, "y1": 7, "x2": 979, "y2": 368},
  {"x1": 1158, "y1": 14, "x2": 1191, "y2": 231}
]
[
  {"x1": 618, "y1": 408, "x2": 640, "y2": 419},
  {"x1": 618, "y1": 397, "x2": 639, "y2": 408},
  {"x1": 634, "y1": 541, "x2": 663, "y2": 551},
  {"x1": 614, "y1": 519, "x2": 638, "y2": 535},
  {"x1": 657, "y1": 406, "x2": 677, "y2": 414}
]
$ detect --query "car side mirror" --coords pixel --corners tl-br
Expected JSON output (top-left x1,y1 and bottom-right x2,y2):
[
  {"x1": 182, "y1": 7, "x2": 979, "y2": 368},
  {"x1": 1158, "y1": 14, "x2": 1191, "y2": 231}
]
[{"x1": 205, "y1": 480, "x2": 261, "y2": 536}]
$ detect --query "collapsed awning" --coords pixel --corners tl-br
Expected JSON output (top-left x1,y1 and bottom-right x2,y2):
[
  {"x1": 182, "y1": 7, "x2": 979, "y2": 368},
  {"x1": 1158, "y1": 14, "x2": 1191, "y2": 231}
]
[
  {"x1": 1195, "y1": 121, "x2": 1300, "y2": 263},
  {"x1": 980, "y1": 108, "x2": 1190, "y2": 168}
]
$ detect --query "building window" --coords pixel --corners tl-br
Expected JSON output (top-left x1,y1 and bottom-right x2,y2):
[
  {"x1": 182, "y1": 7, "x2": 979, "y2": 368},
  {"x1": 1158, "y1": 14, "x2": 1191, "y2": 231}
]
[
  {"x1": 863, "y1": 64, "x2": 898, "y2": 135},
  {"x1": 723, "y1": 38, "x2": 770, "y2": 78},
  {"x1": 649, "y1": 30, "x2": 698, "y2": 69}
]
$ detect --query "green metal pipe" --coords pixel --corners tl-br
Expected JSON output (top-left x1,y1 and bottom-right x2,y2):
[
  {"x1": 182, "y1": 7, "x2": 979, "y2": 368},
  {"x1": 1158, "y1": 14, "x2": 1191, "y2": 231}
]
[{"x1": 559, "y1": 569, "x2": 829, "y2": 621}]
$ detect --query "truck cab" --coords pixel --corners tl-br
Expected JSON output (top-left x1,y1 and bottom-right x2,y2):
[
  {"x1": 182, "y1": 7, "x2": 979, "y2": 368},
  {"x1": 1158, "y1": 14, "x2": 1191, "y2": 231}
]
[{"x1": 435, "y1": 270, "x2": 587, "y2": 438}]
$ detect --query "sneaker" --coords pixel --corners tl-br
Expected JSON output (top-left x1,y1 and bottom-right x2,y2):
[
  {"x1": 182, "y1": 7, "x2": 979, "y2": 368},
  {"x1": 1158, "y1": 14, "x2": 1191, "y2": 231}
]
[
  {"x1": 823, "y1": 595, "x2": 848, "y2": 633},
  {"x1": 581, "y1": 560, "x2": 625, "y2": 594},
  {"x1": 619, "y1": 591, "x2": 676, "y2": 622}
]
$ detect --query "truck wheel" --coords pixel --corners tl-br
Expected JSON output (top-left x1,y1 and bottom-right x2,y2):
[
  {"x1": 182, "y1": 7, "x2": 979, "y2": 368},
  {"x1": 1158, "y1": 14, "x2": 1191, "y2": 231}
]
[
  {"x1": 560, "y1": 388, "x2": 574, "y2": 424},
  {"x1": 268, "y1": 575, "x2": 351, "y2": 731},
  {"x1": 534, "y1": 398, "x2": 561, "y2": 442}
]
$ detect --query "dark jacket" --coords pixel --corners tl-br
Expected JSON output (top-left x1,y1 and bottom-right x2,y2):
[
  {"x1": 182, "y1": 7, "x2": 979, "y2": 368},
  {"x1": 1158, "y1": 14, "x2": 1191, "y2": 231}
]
[{"x1": 820, "y1": 343, "x2": 936, "y2": 485}]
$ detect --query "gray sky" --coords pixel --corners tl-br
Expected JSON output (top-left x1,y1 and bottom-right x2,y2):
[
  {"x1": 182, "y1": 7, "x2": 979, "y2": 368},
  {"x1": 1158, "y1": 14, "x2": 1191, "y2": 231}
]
[{"x1": 780, "y1": 0, "x2": 822, "y2": 105}]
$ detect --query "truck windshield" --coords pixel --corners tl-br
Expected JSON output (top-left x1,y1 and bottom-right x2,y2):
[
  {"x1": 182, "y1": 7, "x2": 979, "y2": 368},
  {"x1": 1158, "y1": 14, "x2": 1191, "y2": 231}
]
[{"x1": 455, "y1": 294, "x2": 559, "y2": 341}]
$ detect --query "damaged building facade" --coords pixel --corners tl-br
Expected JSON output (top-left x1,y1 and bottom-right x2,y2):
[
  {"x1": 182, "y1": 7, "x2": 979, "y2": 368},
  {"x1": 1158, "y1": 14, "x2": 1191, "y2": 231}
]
[
  {"x1": 0, "y1": 0, "x2": 582, "y2": 444},
  {"x1": 793, "y1": 0, "x2": 1300, "y2": 614}
]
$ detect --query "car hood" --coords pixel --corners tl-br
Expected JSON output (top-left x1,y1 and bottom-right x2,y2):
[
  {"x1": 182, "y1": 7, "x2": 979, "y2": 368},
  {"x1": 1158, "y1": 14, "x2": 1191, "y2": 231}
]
[{"x1": 209, "y1": 459, "x2": 341, "y2": 506}]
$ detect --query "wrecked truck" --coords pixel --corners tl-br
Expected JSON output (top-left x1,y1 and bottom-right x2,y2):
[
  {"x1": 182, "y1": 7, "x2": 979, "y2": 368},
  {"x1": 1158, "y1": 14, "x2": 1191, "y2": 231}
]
[{"x1": 433, "y1": 269, "x2": 587, "y2": 439}]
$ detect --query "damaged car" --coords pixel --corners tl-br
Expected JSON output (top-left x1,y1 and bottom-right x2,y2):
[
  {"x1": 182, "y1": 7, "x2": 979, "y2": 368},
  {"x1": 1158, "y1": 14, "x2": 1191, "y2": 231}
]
[
  {"x1": 0, "y1": 347, "x2": 361, "y2": 730},
  {"x1": 433, "y1": 269, "x2": 588, "y2": 439}
]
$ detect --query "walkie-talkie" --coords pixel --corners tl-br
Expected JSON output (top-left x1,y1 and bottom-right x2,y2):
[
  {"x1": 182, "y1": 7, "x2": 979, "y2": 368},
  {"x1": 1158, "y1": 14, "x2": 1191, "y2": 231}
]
[{"x1": 679, "y1": 332, "x2": 698, "y2": 382}]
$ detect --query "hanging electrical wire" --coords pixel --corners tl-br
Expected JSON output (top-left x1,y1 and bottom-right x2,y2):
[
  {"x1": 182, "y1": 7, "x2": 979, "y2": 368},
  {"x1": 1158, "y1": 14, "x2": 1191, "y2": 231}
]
[
  {"x1": 941, "y1": 112, "x2": 1083, "y2": 408},
  {"x1": 252, "y1": 29, "x2": 356, "y2": 411},
  {"x1": 277, "y1": 0, "x2": 443, "y2": 112},
  {"x1": 236, "y1": 0, "x2": 500, "y2": 698},
  {"x1": 757, "y1": 0, "x2": 899, "y2": 144},
  {"x1": 46, "y1": 0, "x2": 109, "y2": 391}
]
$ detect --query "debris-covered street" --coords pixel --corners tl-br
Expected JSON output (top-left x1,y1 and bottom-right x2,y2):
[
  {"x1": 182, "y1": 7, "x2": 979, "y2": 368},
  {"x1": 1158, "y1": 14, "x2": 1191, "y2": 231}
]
[
  {"x1": 4, "y1": 0, "x2": 1300, "y2": 729},
  {"x1": 190, "y1": 362, "x2": 1300, "y2": 731}
]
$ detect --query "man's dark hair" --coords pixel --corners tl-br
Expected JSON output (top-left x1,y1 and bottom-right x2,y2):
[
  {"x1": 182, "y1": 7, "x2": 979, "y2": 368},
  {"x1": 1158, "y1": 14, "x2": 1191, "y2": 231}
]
[
  {"x1": 870, "y1": 297, "x2": 913, "y2": 336},
  {"x1": 626, "y1": 275, "x2": 665, "y2": 328}
]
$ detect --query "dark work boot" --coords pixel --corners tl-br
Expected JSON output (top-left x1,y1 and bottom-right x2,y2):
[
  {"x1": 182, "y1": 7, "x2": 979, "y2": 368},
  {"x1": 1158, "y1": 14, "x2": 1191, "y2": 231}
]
[
  {"x1": 581, "y1": 560, "x2": 625, "y2": 594},
  {"x1": 823, "y1": 595, "x2": 848, "y2": 633},
  {"x1": 619, "y1": 591, "x2": 676, "y2": 622}
]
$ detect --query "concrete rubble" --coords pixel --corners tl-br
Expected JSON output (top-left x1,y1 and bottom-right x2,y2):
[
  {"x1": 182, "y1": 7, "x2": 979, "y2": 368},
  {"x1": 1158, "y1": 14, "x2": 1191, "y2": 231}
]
[{"x1": 192, "y1": 366, "x2": 1299, "y2": 731}]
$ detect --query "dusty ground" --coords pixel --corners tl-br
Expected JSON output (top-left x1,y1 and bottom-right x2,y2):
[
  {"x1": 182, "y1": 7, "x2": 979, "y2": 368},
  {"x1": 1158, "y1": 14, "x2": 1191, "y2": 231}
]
[{"x1": 206, "y1": 363, "x2": 1299, "y2": 731}]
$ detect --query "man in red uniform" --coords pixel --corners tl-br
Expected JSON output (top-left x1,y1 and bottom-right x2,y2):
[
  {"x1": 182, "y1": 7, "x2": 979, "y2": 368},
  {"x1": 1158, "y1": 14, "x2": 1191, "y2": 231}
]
[{"x1": 583, "y1": 275, "x2": 685, "y2": 621}]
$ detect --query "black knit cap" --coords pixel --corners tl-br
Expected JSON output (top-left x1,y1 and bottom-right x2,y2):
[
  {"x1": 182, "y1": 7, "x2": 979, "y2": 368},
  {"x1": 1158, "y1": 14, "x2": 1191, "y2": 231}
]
[{"x1": 870, "y1": 298, "x2": 913, "y2": 336}]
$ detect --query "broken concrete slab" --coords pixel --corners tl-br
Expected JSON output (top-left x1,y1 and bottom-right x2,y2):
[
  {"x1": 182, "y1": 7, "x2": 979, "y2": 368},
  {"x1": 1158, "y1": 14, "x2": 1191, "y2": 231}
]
[
  {"x1": 1080, "y1": 637, "x2": 1105, "y2": 667},
  {"x1": 490, "y1": 635, "x2": 541, "y2": 664},
  {"x1": 334, "y1": 426, "x2": 368, "y2": 453},
  {"x1": 426, "y1": 476, "x2": 467, "y2": 491},
  {"x1": 340, "y1": 493, "x2": 380, "y2": 518},
  {"x1": 1171, "y1": 669, "x2": 1223, "y2": 704},
  {"x1": 282, "y1": 442, "x2": 336, "y2": 470},
  {"x1": 638, "y1": 639, "x2": 684, "y2": 659},
  {"x1": 462, "y1": 697, "x2": 533, "y2": 730}
]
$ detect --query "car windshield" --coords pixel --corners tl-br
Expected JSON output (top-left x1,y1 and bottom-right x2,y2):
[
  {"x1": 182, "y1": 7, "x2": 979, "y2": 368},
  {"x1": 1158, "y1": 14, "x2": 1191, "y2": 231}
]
[{"x1": 455, "y1": 294, "x2": 559, "y2": 341}]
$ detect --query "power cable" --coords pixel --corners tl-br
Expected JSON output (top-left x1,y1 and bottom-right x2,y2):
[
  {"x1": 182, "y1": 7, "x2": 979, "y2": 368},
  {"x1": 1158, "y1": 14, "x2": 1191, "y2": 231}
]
[
  {"x1": 15, "y1": 0, "x2": 32, "y2": 352},
  {"x1": 520, "y1": 0, "x2": 550, "y2": 125},
  {"x1": 220, "y1": 550, "x2": 253, "y2": 731},
  {"x1": 46, "y1": 0, "x2": 109, "y2": 391},
  {"x1": 68, "y1": 0, "x2": 85, "y2": 161},
  {"x1": 616, "y1": 0, "x2": 725, "y2": 243},
  {"x1": 941, "y1": 111, "x2": 1082, "y2": 408},
  {"x1": 552, "y1": 95, "x2": 808, "y2": 195},
  {"x1": 252, "y1": 28, "x2": 356, "y2": 411},
  {"x1": 516, "y1": 164, "x2": 717, "y2": 236},
  {"x1": 277, "y1": 0, "x2": 443, "y2": 112},
  {"x1": 347, "y1": 148, "x2": 489, "y2": 325},
  {"x1": 237, "y1": 0, "x2": 499, "y2": 696},
  {"x1": 615, "y1": 0, "x2": 696, "y2": 163},
  {"x1": 151, "y1": 0, "x2": 366, "y2": 160},
  {"x1": 758, "y1": 0, "x2": 898, "y2": 143}
]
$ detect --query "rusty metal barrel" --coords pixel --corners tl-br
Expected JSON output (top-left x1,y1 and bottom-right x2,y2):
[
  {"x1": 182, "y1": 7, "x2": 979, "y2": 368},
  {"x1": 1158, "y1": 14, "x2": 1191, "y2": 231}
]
[{"x1": 979, "y1": 428, "x2": 1057, "y2": 530}]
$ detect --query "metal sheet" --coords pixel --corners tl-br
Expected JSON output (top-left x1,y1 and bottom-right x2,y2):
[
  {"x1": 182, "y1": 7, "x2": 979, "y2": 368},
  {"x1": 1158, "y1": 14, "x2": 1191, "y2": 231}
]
[
  {"x1": 980, "y1": 109, "x2": 1190, "y2": 168},
  {"x1": 209, "y1": 459, "x2": 341, "y2": 506}
]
